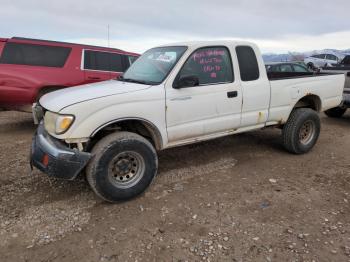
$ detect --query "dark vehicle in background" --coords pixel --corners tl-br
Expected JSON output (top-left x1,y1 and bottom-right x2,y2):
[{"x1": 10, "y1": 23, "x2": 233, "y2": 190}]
[
  {"x1": 265, "y1": 62, "x2": 311, "y2": 73},
  {"x1": 0, "y1": 37, "x2": 139, "y2": 111},
  {"x1": 321, "y1": 55, "x2": 350, "y2": 118}
]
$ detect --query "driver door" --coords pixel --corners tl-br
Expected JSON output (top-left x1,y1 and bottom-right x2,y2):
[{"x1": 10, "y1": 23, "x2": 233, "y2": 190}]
[{"x1": 165, "y1": 46, "x2": 242, "y2": 143}]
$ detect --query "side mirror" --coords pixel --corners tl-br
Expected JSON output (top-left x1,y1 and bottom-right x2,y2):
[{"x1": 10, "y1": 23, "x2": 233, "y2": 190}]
[{"x1": 173, "y1": 75, "x2": 199, "y2": 89}]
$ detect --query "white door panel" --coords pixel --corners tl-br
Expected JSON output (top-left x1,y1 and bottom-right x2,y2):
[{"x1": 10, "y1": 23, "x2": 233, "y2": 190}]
[
  {"x1": 240, "y1": 78, "x2": 270, "y2": 126},
  {"x1": 166, "y1": 83, "x2": 242, "y2": 142},
  {"x1": 235, "y1": 45, "x2": 270, "y2": 127},
  {"x1": 165, "y1": 45, "x2": 243, "y2": 143}
]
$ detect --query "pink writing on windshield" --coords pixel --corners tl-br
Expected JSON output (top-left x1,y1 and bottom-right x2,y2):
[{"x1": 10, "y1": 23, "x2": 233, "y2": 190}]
[{"x1": 193, "y1": 49, "x2": 226, "y2": 78}]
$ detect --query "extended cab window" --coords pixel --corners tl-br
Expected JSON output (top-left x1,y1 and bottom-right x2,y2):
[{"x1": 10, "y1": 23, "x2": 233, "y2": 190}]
[
  {"x1": 0, "y1": 42, "x2": 71, "y2": 67},
  {"x1": 236, "y1": 46, "x2": 260, "y2": 81},
  {"x1": 177, "y1": 46, "x2": 233, "y2": 85},
  {"x1": 84, "y1": 50, "x2": 123, "y2": 72}
]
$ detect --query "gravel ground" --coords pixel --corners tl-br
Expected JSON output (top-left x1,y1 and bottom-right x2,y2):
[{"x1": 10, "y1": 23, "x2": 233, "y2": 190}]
[{"x1": 0, "y1": 110, "x2": 349, "y2": 262}]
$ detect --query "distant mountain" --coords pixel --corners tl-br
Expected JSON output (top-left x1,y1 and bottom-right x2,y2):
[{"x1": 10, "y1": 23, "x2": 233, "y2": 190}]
[{"x1": 263, "y1": 49, "x2": 350, "y2": 62}]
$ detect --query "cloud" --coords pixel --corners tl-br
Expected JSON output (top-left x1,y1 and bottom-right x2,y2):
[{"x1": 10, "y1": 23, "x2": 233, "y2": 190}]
[
  {"x1": 0, "y1": 0, "x2": 349, "y2": 53},
  {"x1": 70, "y1": 31, "x2": 350, "y2": 54}
]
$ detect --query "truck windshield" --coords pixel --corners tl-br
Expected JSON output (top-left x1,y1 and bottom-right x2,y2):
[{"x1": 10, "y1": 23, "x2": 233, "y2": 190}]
[{"x1": 121, "y1": 46, "x2": 187, "y2": 85}]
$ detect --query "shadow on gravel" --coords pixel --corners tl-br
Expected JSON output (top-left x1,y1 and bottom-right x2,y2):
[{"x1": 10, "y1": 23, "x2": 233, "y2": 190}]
[
  {"x1": 158, "y1": 128, "x2": 287, "y2": 174},
  {"x1": 322, "y1": 113, "x2": 350, "y2": 127},
  {"x1": 1, "y1": 173, "x2": 93, "y2": 206}
]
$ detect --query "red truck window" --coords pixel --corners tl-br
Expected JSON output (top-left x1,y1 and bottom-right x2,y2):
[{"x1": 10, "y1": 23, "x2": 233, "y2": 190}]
[
  {"x1": 84, "y1": 50, "x2": 124, "y2": 72},
  {"x1": 0, "y1": 42, "x2": 71, "y2": 67}
]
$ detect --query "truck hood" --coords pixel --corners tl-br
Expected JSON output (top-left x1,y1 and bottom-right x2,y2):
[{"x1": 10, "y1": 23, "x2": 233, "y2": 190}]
[{"x1": 39, "y1": 80, "x2": 150, "y2": 112}]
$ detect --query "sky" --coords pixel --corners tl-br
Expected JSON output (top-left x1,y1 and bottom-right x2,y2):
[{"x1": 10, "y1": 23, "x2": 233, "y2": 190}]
[{"x1": 1, "y1": 0, "x2": 350, "y2": 54}]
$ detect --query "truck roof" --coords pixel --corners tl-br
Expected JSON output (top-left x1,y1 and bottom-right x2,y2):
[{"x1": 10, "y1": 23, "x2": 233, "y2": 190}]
[{"x1": 158, "y1": 40, "x2": 257, "y2": 49}]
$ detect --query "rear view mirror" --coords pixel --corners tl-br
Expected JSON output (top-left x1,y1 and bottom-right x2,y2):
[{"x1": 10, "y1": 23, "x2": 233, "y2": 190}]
[{"x1": 173, "y1": 75, "x2": 199, "y2": 89}]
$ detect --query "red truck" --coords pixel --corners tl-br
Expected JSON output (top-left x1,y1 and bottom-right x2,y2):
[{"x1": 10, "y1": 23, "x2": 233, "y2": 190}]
[{"x1": 0, "y1": 37, "x2": 139, "y2": 111}]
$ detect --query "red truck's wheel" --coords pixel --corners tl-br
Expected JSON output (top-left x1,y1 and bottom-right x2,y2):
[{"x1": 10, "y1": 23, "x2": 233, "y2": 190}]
[
  {"x1": 86, "y1": 131, "x2": 158, "y2": 202},
  {"x1": 282, "y1": 108, "x2": 320, "y2": 154}
]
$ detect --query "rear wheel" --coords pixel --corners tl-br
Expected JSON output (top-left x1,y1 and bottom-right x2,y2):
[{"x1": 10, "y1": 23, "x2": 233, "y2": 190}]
[
  {"x1": 325, "y1": 107, "x2": 347, "y2": 118},
  {"x1": 307, "y1": 63, "x2": 314, "y2": 70},
  {"x1": 86, "y1": 131, "x2": 158, "y2": 202},
  {"x1": 282, "y1": 108, "x2": 320, "y2": 154}
]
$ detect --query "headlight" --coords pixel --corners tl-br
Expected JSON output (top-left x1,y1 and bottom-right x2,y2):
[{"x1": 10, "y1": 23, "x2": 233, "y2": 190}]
[{"x1": 44, "y1": 111, "x2": 75, "y2": 135}]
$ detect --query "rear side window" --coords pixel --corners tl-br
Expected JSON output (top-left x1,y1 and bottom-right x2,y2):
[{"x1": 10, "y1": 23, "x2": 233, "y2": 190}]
[
  {"x1": 236, "y1": 46, "x2": 260, "y2": 81},
  {"x1": 0, "y1": 42, "x2": 71, "y2": 67},
  {"x1": 280, "y1": 64, "x2": 293, "y2": 72},
  {"x1": 84, "y1": 50, "x2": 123, "y2": 72},
  {"x1": 326, "y1": 54, "x2": 337, "y2": 61},
  {"x1": 177, "y1": 46, "x2": 234, "y2": 85},
  {"x1": 293, "y1": 65, "x2": 308, "y2": 72},
  {"x1": 342, "y1": 56, "x2": 350, "y2": 65}
]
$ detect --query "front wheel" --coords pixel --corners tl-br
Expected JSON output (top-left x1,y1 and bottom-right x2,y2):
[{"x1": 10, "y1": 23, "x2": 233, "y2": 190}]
[
  {"x1": 282, "y1": 108, "x2": 320, "y2": 154},
  {"x1": 86, "y1": 131, "x2": 158, "y2": 202},
  {"x1": 325, "y1": 107, "x2": 347, "y2": 118}
]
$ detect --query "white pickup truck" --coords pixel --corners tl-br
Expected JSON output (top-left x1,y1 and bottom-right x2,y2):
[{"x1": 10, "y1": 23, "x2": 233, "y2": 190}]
[{"x1": 30, "y1": 41, "x2": 345, "y2": 202}]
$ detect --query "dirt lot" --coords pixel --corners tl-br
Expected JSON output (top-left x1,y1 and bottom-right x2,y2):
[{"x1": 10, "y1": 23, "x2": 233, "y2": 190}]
[{"x1": 0, "y1": 111, "x2": 349, "y2": 262}]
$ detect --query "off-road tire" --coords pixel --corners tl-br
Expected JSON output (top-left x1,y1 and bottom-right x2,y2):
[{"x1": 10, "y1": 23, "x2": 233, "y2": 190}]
[
  {"x1": 282, "y1": 108, "x2": 320, "y2": 154},
  {"x1": 324, "y1": 107, "x2": 347, "y2": 118},
  {"x1": 86, "y1": 131, "x2": 158, "y2": 202}
]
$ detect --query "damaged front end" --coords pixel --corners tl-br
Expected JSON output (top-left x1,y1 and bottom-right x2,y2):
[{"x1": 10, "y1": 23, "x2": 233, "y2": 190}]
[{"x1": 30, "y1": 122, "x2": 91, "y2": 180}]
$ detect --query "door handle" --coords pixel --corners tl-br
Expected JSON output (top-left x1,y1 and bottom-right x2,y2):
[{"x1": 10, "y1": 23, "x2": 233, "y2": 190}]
[
  {"x1": 227, "y1": 91, "x2": 238, "y2": 98},
  {"x1": 170, "y1": 96, "x2": 192, "y2": 101},
  {"x1": 88, "y1": 76, "x2": 101, "y2": 80}
]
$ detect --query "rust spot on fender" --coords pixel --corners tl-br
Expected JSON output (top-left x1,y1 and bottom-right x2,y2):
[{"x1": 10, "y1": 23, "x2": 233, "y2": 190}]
[{"x1": 257, "y1": 112, "x2": 264, "y2": 123}]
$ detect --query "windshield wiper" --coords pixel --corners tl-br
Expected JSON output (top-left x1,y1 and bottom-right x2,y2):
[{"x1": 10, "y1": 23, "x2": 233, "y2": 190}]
[
  {"x1": 117, "y1": 75, "x2": 149, "y2": 85},
  {"x1": 124, "y1": 78, "x2": 148, "y2": 85}
]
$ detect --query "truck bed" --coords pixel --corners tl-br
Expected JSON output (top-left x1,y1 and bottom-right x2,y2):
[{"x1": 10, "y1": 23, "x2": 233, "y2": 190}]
[
  {"x1": 267, "y1": 71, "x2": 343, "y2": 81},
  {"x1": 267, "y1": 72, "x2": 345, "y2": 124}
]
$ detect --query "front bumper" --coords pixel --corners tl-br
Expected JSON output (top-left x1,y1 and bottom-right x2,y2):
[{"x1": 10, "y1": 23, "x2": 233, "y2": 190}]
[
  {"x1": 30, "y1": 123, "x2": 91, "y2": 180},
  {"x1": 32, "y1": 103, "x2": 44, "y2": 124}
]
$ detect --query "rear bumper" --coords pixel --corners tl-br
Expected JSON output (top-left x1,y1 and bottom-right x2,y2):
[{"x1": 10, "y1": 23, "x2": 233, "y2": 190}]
[{"x1": 30, "y1": 123, "x2": 91, "y2": 180}]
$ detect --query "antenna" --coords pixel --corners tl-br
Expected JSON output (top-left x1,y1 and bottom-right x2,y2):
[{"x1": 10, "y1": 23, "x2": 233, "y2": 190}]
[
  {"x1": 107, "y1": 24, "x2": 110, "y2": 48},
  {"x1": 107, "y1": 24, "x2": 112, "y2": 77}
]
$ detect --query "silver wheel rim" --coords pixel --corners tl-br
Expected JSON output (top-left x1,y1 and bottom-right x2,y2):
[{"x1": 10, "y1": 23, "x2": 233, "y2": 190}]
[
  {"x1": 299, "y1": 120, "x2": 315, "y2": 145},
  {"x1": 108, "y1": 151, "x2": 145, "y2": 188}
]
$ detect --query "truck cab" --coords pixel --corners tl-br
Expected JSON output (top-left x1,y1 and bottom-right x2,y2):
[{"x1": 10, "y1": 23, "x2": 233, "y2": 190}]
[{"x1": 31, "y1": 41, "x2": 345, "y2": 202}]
